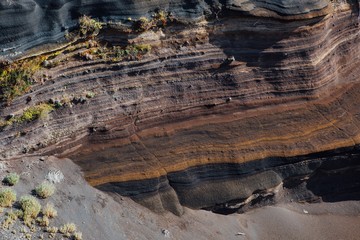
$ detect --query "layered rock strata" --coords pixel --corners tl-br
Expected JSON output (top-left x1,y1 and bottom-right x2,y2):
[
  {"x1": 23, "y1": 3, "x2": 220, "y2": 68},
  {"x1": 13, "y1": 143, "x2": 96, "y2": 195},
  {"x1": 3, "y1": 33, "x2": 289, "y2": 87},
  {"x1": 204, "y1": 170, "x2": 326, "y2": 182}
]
[
  {"x1": 0, "y1": 0, "x2": 333, "y2": 56},
  {"x1": 0, "y1": 1, "x2": 359, "y2": 214}
]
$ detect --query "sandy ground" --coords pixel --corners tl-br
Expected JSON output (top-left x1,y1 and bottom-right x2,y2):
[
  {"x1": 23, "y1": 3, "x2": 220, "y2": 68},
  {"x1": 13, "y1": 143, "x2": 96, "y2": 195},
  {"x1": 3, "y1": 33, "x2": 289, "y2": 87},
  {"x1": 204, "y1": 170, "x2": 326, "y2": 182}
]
[{"x1": 0, "y1": 156, "x2": 359, "y2": 240}]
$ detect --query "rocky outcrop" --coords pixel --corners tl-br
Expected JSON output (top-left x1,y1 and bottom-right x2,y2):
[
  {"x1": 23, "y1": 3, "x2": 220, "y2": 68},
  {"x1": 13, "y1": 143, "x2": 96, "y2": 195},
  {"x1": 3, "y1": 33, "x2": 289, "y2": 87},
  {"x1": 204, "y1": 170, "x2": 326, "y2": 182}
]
[
  {"x1": 0, "y1": 0, "x2": 359, "y2": 214},
  {"x1": 227, "y1": 0, "x2": 332, "y2": 19},
  {"x1": 0, "y1": 0, "x2": 334, "y2": 56}
]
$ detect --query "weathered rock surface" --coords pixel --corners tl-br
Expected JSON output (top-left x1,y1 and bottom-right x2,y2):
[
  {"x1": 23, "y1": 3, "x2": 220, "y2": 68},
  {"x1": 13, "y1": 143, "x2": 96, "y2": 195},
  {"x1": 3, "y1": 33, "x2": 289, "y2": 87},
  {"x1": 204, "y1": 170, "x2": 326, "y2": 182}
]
[
  {"x1": 0, "y1": 0, "x2": 334, "y2": 55},
  {"x1": 0, "y1": 0, "x2": 360, "y2": 215}
]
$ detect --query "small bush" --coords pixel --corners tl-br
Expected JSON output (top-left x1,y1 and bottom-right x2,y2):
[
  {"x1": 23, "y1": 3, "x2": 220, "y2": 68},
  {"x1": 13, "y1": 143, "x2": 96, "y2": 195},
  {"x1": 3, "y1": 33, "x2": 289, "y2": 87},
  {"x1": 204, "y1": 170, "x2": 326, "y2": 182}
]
[
  {"x1": 134, "y1": 17, "x2": 151, "y2": 32},
  {"x1": 73, "y1": 231, "x2": 83, "y2": 240},
  {"x1": 3, "y1": 172, "x2": 20, "y2": 186},
  {"x1": 6, "y1": 210, "x2": 18, "y2": 221},
  {"x1": 14, "y1": 209, "x2": 24, "y2": 219},
  {"x1": 19, "y1": 195, "x2": 41, "y2": 221},
  {"x1": 59, "y1": 223, "x2": 76, "y2": 234},
  {"x1": 42, "y1": 202, "x2": 57, "y2": 218},
  {"x1": 18, "y1": 103, "x2": 54, "y2": 123},
  {"x1": 0, "y1": 188, "x2": 16, "y2": 207},
  {"x1": 79, "y1": 15, "x2": 102, "y2": 38},
  {"x1": 36, "y1": 216, "x2": 49, "y2": 227},
  {"x1": 35, "y1": 181, "x2": 55, "y2": 199},
  {"x1": 2, "y1": 216, "x2": 15, "y2": 229},
  {"x1": 46, "y1": 226, "x2": 58, "y2": 233},
  {"x1": 0, "y1": 56, "x2": 46, "y2": 103}
]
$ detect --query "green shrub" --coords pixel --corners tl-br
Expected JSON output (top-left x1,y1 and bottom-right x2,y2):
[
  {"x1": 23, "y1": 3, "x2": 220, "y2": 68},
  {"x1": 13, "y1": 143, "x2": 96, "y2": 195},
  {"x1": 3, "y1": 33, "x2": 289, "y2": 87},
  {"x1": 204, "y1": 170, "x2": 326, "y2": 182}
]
[
  {"x1": 0, "y1": 56, "x2": 46, "y2": 103},
  {"x1": 73, "y1": 231, "x2": 83, "y2": 240},
  {"x1": 0, "y1": 188, "x2": 16, "y2": 207},
  {"x1": 35, "y1": 181, "x2": 55, "y2": 199},
  {"x1": 59, "y1": 223, "x2": 76, "y2": 234},
  {"x1": 46, "y1": 226, "x2": 58, "y2": 233},
  {"x1": 79, "y1": 15, "x2": 102, "y2": 38},
  {"x1": 19, "y1": 195, "x2": 41, "y2": 220},
  {"x1": 18, "y1": 103, "x2": 54, "y2": 123},
  {"x1": 3, "y1": 172, "x2": 20, "y2": 186},
  {"x1": 36, "y1": 216, "x2": 49, "y2": 227},
  {"x1": 42, "y1": 202, "x2": 57, "y2": 218},
  {"x1": 14, "y1": 209, "x2": 24, "y2": 219},
  {"x1": 2, "y1": 215, "x2": 15, "y2": 229},
  {"x1": 134, "y1": 17, "x2": 151, "y2": 32},
  {"x1": 7, "y1": 210, "x2": 18, "y2": 220}
]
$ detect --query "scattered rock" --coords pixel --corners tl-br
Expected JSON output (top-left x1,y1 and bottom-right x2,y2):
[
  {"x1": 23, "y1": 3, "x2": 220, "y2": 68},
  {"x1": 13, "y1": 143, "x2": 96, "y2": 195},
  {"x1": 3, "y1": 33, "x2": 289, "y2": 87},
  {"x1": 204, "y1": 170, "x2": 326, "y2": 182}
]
[
  {"x1": 54, "y1": 100, "x2": 62, "y2": 109},
  {"x1": 42, "y1": 60, "x2": 50, "y2": 67},
  {"x1": 22, "y1": 147, "x2": 27, "y2": 153},
  {"x1": 79, "y1": 97, "x2": 87, "y2": 104},
  {"x1": 85, "y1": 92, "x2": 95, "y2": 98},
  {"x1": 0, "y1": 162, "x2": 6, "y2": 170},
  {"x1": 223, "y1": 56, "x2": 235, "y2": 65},
  {"x1": 85, "y1": 53, "x2": 93, "y2": 61},
  {"x1": 236, "y1": 232, "x2": 246, "y2": 236},
  {"x1": 6, "y1": 114, "x2": 14, "y2": 120},
  {"x1": 89, "y1": 127, "x2": 97, "y2": 133},
  {"x1": 161, "y1": 229, "x2": 170, "y2": 238},
  {"x1": 72, "y1": 97, "x2": 87, "y2": 104},
  {"x1": 303, "y1": 209, "x2": 309, "y2": 214}
]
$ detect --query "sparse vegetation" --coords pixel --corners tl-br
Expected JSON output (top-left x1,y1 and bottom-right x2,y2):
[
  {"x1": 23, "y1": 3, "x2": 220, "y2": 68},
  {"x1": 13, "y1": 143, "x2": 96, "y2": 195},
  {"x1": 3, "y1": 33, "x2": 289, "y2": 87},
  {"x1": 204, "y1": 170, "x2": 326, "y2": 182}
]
[
  {"x1": 35, "y1": 181, "x2": 55, "y2": 199},
  {"x1": 19, "y1": 195, "x2": 41, "y2": 222},
  {"x1": 134, "y1": 16, "x2": 151, "y2": 32},
  {"x1": 59, "y1": 223, "x2": 77, "y2": 235},
  {"x1": 79, "y1": 15, "x2": 103, "y2": 38},
  {"x1": 36, "y1": 216, "x2": 49, "y2": 227},
  {"x1": 0, "y1": 68, "x2": 32, "y2": 104},
  {"x1": 46, "y1": 226, "x2": 58, "y2": 233},
  {"x1": 18, "y1": 104, "x2": 54, "y2": 123},
  {"x1": 14, "y1": 209, "x2": 24, "y2": 219},
  {"x1": 78, "y1": 43, "x2": 152, "y2": 62},
  {"x1": 133, "y1": 10, "x2": 170, "y2": 32},
  {"x1": 0, "y1": 167, "x2": 82, "y2": 239},
  {"x1": 0, "y1": 188, "x2": 16, "y2": 207},
  {"x1": 0, "y1": 103, "x2": 54, "y2": 128},
  {"x1": 73, "y1": 231, "x2": 83, "y2": 240},
  {"x1": 3, "y1": 173, "x2": 20, "y2": 186},
  {"x1": 42, "y1": 202, "x2": 57, "y2": 218},
  {"x1": 0, "y1": 56, "x2": 46, "y2": 103},
  {"x1": 5, "y1": 210, "x2": 18, "y2": 221},
  {"x1": 85, "y1": 91, "x2": 96, "y2": 98}
]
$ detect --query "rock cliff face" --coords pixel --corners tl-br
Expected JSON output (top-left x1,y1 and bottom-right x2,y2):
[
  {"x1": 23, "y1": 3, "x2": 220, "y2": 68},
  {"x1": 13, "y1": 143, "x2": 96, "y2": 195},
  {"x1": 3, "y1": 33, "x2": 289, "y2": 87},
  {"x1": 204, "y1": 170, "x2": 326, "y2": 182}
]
[
  {"x1": 0, "y1": 0, "x2": 333, "y2": 55},
  {"x1": 0, "y1": 0, "x2": 360, "y2": 215}
]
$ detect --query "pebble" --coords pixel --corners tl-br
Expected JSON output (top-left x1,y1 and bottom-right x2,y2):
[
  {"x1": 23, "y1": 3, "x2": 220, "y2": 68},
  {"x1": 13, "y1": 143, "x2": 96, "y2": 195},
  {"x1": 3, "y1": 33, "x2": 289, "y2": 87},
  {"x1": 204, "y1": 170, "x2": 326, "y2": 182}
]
[{"x1": 161, "y1": 229, "x2": 170, "y2": 238}]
